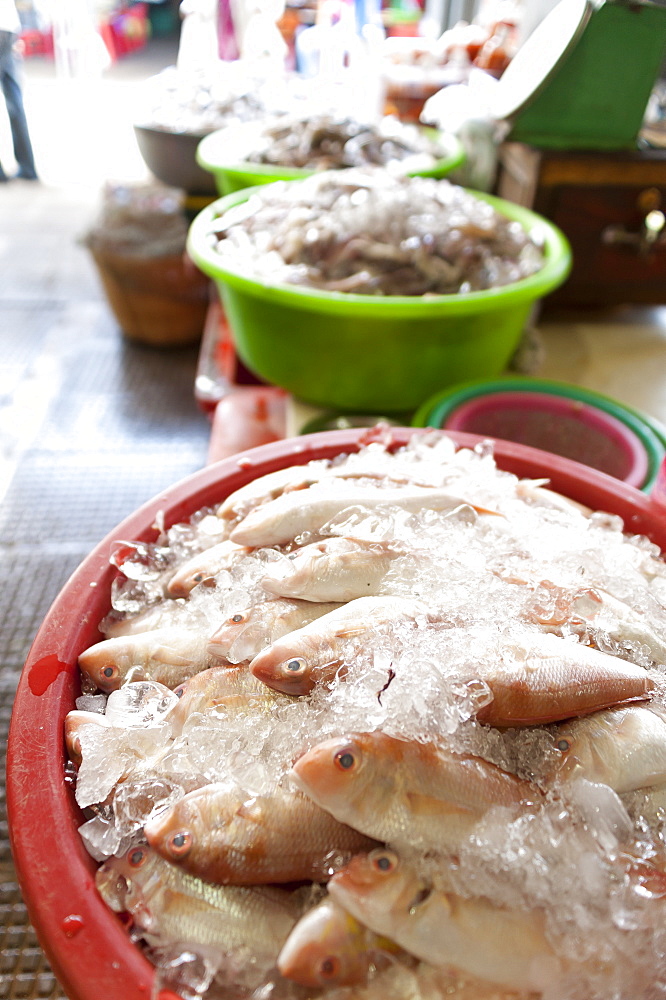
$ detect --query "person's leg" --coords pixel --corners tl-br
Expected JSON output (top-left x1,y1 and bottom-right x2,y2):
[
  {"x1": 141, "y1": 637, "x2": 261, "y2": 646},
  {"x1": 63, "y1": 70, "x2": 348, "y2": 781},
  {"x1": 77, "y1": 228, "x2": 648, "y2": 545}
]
[
  {"x1": 0, "y1": 30, "x2": 37, "y2": 179},
  {"x1": 0, "y1": 35, "x2": 10, "y2": 180}
]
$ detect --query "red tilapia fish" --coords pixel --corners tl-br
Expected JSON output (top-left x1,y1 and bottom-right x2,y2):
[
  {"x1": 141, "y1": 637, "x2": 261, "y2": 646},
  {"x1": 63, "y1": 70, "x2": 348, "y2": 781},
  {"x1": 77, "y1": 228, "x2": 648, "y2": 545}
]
[
  {"x1": 277, "y1": 894, "x2": 408, "y2": 988},
  {"x1": 96, "y1": 844, "x2": 302, "y2": 981},
  {"x1": 260, "y1": 536, "x2": 409, "y2": 603},
  {"x1": 249, "y1": 595, "x2": 433, "y2": 696},
  {"x1": 327, "y1": 850, "x2": 562, "y2": 993},
  {"x1": 229, "y1": 484, "x2": 498, "y2": 549},
  {"x1": 70, "y1": 432, "x2": 666, "y2": 1000},
  {"x1": 290, "y1": 730, "x2": 540, "y2": 855},
  {"x1": 167, "y1": 664, "x2": 290, "y2": 734},
  {"x1": 471, "y1": 629, "x2": 655, "y2": 727},
  {"x1": 214, "y1": 451, "x2": 454, "y2": 527},
  {"x1": 78, "y1": 626, "x2": 222, "y2": 692},
  {"x1": 144, "y1": 781, "x2": 380, "y2": 884},
  {"x1": 208, "y1": 597, "x2": 343, "y2": 664},
  {"x1": 166, "y1": 539, "x2": 252, "y2": 598},
  {"x1": 546, "y1": 703, "x2": 666, "y2": 793}
]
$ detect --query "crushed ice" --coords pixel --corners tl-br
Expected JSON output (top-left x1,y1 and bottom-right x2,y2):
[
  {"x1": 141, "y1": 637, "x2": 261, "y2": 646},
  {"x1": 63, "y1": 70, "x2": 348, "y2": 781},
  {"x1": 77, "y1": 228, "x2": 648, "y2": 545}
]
[{"x1": 69, "y1": 430, "x2": 666, "y2": 999}]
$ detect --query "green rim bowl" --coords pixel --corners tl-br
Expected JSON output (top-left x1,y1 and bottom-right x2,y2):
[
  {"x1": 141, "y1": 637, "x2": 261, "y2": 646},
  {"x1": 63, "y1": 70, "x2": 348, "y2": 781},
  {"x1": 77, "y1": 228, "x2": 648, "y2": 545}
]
[
  {"x1": 196, "y1": 126, "x2": 467, "y2": 196},
  {"x1": 413, "y1": 376, "x2": 666, "y2": 493},
  {"x1": 187, "y1": 185, "x2": 572, "y2": 413}
]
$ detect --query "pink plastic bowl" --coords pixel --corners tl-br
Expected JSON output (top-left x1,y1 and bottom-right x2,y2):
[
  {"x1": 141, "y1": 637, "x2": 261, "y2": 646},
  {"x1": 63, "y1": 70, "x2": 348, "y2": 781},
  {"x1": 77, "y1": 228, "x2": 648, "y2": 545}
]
[
  {"x1": 443, "y1": 391, "x2": 650, "y2": 488},
  {"x1": 7, "y1": 428, "x2": 666, "y2": 1000}
]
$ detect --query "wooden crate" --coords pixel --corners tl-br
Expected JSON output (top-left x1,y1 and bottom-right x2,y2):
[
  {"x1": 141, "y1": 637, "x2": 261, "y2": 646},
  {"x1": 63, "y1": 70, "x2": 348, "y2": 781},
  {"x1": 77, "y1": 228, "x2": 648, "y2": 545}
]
[{"x1": 496, "y1": 142, "x2": 666, "y2": 307}]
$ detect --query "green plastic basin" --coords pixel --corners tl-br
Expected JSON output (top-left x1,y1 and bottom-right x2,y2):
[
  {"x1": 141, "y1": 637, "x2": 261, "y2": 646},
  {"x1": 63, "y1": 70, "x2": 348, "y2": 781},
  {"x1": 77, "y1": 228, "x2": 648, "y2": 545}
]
[
  {"x1": 187, "y1": 185, "x2": 572, "y2": 413},
  {"x1": 196, "y1": 127, "x2": 467, "y2": 196}
]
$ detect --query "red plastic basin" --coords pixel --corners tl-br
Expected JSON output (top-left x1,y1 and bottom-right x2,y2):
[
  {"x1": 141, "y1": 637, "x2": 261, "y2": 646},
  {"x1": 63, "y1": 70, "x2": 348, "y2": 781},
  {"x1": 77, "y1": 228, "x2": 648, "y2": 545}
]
[{"x1": 7, "y1": 427, "x2": 666, "y2": 1000}]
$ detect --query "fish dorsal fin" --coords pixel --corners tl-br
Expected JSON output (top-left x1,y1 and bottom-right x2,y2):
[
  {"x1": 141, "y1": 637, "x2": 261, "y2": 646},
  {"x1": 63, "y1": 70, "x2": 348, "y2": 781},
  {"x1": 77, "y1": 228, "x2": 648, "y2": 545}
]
[
  {"x1": 471, "y1": 503, "x2": 502, "y2": 517},
  {"x1": 335, "y1": 626, "x2": 371, "y2": 639}
]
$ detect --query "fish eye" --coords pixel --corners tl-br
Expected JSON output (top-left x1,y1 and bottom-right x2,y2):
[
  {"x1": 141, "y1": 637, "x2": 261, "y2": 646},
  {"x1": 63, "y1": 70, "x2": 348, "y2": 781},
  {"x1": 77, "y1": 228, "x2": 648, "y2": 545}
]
[
  {"x1": 128, "y1": 848, "x2": 147, "y2": 868},
  {"x1": 334, "y1": 745, "x2": 359, "y2": 772},
  {"x1": 228, "y1": 612, "x2": 248, "y2": 625},
  {"x1": 167, "y1": 831, "x2": 192, "y2": 858},
  {"x1": 102, "y1": 665, "x2": 117, "y2": 679},
  {"x1": 370, "y1": 849, "x2": 398, "y2": 874},
  {"x1": 556, "y1": 738, "x2": 571, "y2": 753},
  {"x1": 282, "y1": 657, "x2": 307, "y2": 676},
  {"x1": 318, "y1": 957, "x2": 340, "y2": 980}
]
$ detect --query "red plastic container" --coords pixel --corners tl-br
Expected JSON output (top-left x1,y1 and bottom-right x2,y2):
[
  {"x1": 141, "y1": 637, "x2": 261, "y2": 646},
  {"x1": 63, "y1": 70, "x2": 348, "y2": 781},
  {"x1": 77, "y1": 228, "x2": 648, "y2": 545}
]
[
  {"x1": 7, "y1": 428, "x2": 666, "y2": 1000},
  {"x1": 444, "y1": 390, "x2": 650, "y2": 488},
  {"x1": 413, "y1": 378, "x2": 666, "y2": 493}
]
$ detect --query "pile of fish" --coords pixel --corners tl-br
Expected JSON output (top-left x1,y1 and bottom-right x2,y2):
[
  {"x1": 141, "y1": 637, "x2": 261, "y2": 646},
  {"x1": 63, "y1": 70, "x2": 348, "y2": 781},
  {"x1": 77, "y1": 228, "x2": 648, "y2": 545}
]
[
  {"x1": 68, "y1": 430, "x2": 666, "y2": 1000},
  {"x1": 208, "y1": 170, "x2": 545, "y2": 295},
  {"x1": 226, "y1": 114, "x2": 451, "y2": 173}
]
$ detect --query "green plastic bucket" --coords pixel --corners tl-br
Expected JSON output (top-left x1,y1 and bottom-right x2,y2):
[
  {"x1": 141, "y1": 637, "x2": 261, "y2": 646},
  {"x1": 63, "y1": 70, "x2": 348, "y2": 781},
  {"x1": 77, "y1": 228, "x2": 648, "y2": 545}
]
[
  {"x1": 196, "y1": 128, "x2": 467, "y2": 196},
  {"x1": 187, "y1": 187, "x2": 572, "y2": 413}
]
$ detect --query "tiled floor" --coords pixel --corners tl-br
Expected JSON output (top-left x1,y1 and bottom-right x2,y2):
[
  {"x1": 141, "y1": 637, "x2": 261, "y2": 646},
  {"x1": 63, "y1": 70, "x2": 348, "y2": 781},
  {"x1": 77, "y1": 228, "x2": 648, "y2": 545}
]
[{"x1": 2, "y1": 32, "x2": 666, "y2": 998}]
